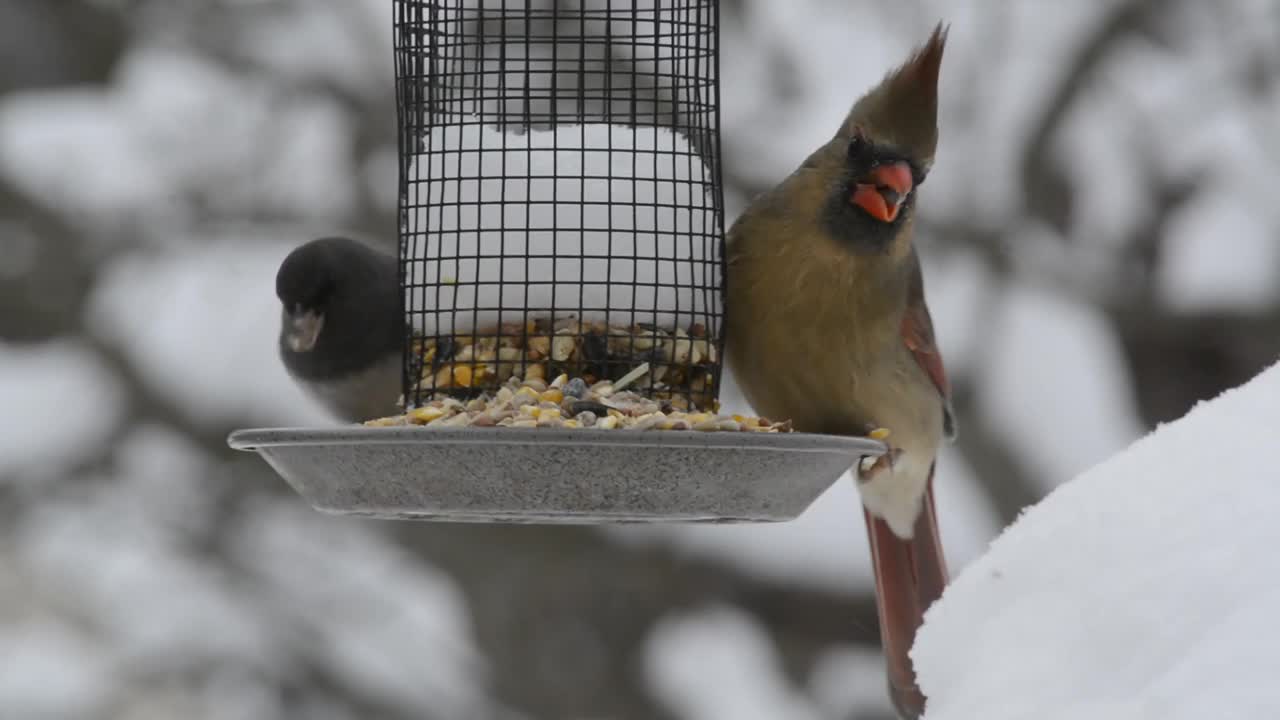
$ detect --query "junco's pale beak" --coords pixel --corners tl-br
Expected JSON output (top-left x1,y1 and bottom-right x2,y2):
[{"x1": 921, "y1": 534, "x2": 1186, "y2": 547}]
[{"x1": 285, "y1": 306, "x2": 324, "y2": 352}]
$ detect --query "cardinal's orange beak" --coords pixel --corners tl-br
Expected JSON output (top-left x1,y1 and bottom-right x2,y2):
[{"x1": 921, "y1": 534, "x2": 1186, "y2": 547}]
[{"x1": 852, "y1": 161, "x2": 914, "y2": 223}]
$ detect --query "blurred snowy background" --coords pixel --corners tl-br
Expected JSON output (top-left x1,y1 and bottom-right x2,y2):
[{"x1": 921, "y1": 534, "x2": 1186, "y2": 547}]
[{"x1": 2, "y1": 1, "x2": 1279, "y2": 719}]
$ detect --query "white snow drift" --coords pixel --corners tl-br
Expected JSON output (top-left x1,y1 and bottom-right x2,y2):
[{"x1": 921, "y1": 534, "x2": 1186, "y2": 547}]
[{"x1": 915, "y1": 361, "x2": 1280, "y2": 719}]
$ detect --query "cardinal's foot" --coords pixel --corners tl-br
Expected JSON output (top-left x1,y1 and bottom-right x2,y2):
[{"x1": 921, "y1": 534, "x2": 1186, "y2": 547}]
[{"x1": 857, "y1": 444, "x2": 904, "y2": 481}]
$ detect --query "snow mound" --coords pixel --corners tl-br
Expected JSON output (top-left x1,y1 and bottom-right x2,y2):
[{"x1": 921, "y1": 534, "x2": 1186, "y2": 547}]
[{"x1": 915, "y1": 361, "x2": 1280, "y2": 719}]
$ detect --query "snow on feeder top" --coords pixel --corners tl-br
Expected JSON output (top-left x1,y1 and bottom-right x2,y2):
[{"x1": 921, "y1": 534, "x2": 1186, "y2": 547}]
[{"x1": 394, "y1": 0, "x2": 726, "y2": 418}]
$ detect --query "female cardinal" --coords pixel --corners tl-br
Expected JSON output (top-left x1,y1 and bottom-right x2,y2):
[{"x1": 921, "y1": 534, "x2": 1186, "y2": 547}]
[{"x1": 725, "y1": 24, "x2": 953, "y2": 719}]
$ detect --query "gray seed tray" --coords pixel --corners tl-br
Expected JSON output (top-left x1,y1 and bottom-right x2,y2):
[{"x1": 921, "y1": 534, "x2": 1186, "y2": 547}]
[{"x1": 228, "y1": 426, "x2": 886, "y2": 523}]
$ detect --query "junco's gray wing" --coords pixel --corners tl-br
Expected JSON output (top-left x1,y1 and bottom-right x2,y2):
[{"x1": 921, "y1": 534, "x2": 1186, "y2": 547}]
[{"x1": 276, "y1": 236, "x2": 403, "y2": 422}]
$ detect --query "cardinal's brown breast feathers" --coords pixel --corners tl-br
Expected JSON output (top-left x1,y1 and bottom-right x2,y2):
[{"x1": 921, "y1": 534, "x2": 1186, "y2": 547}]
[{"x1": 726, "y1": 201, "x2": 941, "y2": 453}]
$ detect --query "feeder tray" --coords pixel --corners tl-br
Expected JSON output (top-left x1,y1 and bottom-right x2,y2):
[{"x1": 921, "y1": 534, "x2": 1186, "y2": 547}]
[{"x1": 228, "y1": 427, "x2": 885, "y2": 523}]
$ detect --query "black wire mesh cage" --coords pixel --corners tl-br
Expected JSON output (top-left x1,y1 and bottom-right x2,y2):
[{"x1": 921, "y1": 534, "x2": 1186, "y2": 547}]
[{"x1": 393, "y1": 0, "x2": 726, "y2": 416}]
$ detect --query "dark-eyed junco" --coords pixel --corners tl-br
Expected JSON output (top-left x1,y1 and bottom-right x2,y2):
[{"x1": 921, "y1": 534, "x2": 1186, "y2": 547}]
[{"x1": 276, "y1": 236, "x2": 404, "y2": 422}]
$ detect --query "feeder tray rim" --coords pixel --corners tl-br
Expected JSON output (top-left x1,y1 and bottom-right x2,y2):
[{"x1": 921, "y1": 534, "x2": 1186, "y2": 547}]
[{"x1": 228, "y1": 426, "x2": 887, "y2": 456}]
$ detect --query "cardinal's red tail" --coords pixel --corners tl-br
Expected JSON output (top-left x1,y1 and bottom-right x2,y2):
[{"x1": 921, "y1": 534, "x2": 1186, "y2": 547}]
[{"x1": 863, "y1": 469, "x2": 948, "y2": 719}]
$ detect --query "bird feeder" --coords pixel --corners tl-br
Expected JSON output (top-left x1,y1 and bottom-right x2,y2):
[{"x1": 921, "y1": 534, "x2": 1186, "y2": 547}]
[{"x1": 229, "y1": 0, "x2": 884, "y2": 522}]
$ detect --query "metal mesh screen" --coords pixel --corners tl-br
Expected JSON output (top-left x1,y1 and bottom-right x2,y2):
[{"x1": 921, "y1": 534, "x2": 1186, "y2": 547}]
[{"x1": 393, "y1": 0, "x2": 725, "y2": 413}]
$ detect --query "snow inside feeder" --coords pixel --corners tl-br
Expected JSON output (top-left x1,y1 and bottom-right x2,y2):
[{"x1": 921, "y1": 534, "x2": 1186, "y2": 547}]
[{"x1": 229, "y1": 0, "x2": 886, "y2": 522}]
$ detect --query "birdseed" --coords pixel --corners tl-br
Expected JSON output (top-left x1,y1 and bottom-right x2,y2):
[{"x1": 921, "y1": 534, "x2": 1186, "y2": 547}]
[
  {"x1": 403, "y1": 318, "x2": 725, "y2": 413},
  {"x1": 364, "y1": 371, "x2": 792, "y2": 432},
  {"x1": 364, "y1": 317, "x2": 786, "y2": 433}
]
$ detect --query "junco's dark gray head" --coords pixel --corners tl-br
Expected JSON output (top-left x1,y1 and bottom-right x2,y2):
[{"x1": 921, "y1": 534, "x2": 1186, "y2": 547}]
[
  {"x1": 277, "y1": 244, "x2": 332, "y2": 354},
  {"x1": 276, "y1": 236, "x2": 402, "y2": 383}
]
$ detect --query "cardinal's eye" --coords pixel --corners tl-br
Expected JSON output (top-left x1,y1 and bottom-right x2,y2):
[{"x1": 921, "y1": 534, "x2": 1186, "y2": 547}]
[{"x1": 847, "y1": 134, "x2": 867, "y2": 160}]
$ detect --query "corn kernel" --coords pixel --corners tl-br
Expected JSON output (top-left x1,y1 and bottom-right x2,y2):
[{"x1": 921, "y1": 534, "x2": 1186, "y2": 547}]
[
  {"x1": 454, "y1": 365, "x2": 474, "y2": 387},
  {"x1": 409, "y1": 406, "x2": 446, "y2": 424},
  {"x1": 540, "y1": 389, "x2": 564, "y2": 404},
  {"x1": 433, "y1": 363, "x2": 474, "y2": 388},
  {"x1": 526, "y1": 335, "x2": 550, "y2": 359},
  {"x1": 869, "y1": 427, "x2": 891, "y2": 441},
  {"x1": 551, "y1": 334, "x2": 576, "y2": 362}
]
